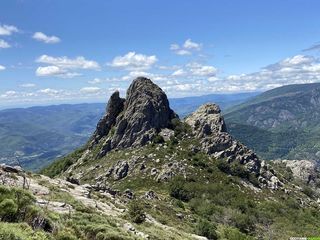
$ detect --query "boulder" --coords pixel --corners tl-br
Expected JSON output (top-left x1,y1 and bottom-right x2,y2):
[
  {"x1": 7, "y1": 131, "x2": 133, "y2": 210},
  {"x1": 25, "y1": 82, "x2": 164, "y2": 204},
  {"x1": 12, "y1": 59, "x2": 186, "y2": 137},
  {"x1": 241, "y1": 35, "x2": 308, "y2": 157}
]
[
  {"x1": 0, "y1": 164, "x2": 23, "y2": 173},
  {"x1": 113, "y1": 160, "x2": 129, "y2": 180}
]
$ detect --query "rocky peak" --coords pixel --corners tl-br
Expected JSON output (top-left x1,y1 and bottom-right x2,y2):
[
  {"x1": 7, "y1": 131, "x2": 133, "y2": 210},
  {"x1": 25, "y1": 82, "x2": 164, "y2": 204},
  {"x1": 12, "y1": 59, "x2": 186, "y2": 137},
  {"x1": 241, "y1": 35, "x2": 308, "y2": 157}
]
[
  {"x1": 92, "y1": 91, "x2": 125, "y2": 143},
  {"x1": 91, "y1": 77, "x2": 177, "y2": 157},
  {"x1": 185, "y1": 103, "x2": 259, "y2": 172},
  {"x1": 186, "y1": 103, "x2": 282, "y2": 189},
  {"x1": 185, "y1": 103, "x2": 227, "y2": 138}
]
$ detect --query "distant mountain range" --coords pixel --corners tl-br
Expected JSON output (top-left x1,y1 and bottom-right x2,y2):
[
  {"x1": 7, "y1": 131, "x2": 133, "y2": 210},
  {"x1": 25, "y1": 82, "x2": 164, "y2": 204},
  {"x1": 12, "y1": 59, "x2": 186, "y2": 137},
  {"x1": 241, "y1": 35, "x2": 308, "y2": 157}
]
[
  {"x1": 0, "y1": 92, "x2": 258, "y2": 171},
  {"x1": 0, "y1": 104, "x2": 105, "y2": 170},
  {"x1": 225, "y1": 82, "x2": 320, "y2": 161}
]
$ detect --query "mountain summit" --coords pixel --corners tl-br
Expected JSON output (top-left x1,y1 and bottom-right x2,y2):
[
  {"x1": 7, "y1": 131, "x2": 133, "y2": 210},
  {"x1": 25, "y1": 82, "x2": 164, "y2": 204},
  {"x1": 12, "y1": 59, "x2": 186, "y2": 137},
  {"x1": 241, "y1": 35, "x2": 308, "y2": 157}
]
[
  {"x1": 47, "y1": 77, "x2": 281, "y2": 190},
  {"x1": 90, "y1": 77, "x2": 177, "y2": 157},
  {"x1": 31, "y1": 78, "x2": 320, "y2": 239}
]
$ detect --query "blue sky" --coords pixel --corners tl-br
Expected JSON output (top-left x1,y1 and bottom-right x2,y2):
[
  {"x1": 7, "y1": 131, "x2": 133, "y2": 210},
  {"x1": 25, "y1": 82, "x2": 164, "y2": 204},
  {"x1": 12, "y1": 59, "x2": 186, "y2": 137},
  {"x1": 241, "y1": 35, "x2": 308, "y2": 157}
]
[{"x1": 1, "y1": 0, "x2": 320, "y2": 108}]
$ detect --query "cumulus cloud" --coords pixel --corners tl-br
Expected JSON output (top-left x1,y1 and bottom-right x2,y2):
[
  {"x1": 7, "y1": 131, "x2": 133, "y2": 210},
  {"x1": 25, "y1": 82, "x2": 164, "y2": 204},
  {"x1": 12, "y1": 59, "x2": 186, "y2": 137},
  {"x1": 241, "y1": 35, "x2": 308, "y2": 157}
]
[
  {"x1": 1, "y1": 90, "x2": 17, "y2": 97},
  {"x1": 32, "y1": 32, "x2": 61, "y2": 44},
  {"x1": 213, "y1": 54, "x2": 320, "y2": 93},
  {"x1": 88, "y1": 78, "x2": 103, "y2": 84},
  {"x1": 80, "y1": 87, "x2": 101, "y2": 94},
  {"x1": 0, "y1": 65, "x2": 5, "y2": 71},
  {"x1": 38, "y1": 88, "x2": 60, "y2": 95},
  {"x1": 280, "y1": 55, "x2": 314, "y2": 66},
  {"x1": 19, "y1": 83, "x2": 36, "y2": 88},
  {"x1": 36, "y1": 55, "x2": 100, "y2": 78},
  {"x1": 36, "y1": 66, "x2": 67, "y2": 77},
  {"x1": 172, "y1": 69, "x2": 186, "y2": 76},
  {"x1": 187, "y1": 62, "x2": 217, "y2": 77},
  {"x1": 37, "y1": 55, "x2": 100, "y2": 70},
  {"x1": 170, "y1": 39, "x2": 202, "y2": 55},
  {"x1": 0, "y1": 39, "x2": 10, "y2": 48},
  {"x1": 0, "y1": 24, "x2": 18, "y2": 36},
  {"x1": 171, "y1": 62, "x2": 218, "y2": 78},
  {"x1": 183, "y1": 39, "x2": 202, "y2": 50},
  {"x1": 109, "y1": 52, "x2": 158, "y2": 70}
]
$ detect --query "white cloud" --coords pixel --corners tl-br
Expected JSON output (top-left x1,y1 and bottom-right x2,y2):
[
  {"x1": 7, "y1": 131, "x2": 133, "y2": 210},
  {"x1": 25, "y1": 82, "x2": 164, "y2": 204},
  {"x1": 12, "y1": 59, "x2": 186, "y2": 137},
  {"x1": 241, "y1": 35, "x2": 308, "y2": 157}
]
[
  {"x1": 37, "y1": 55, "x2": 100, "y2": 70},
  {"x1": 0, "y1": 24, "x2": 18, "y2": 36},
  {"x1": 36, "y1": 66, "x2": 81, "y2": 78},
  {"x1": 176, "y1": 49, "x2": 191, "y2": 56},
  {"x1": 121, "y1": 71, "x2": 166, "y2": 82},
  {"x1": 88, "y1": 78, "x2": 103, "y2": 84},
  {"x1": 213, "y1": 54, "x2": 320, "y2": 93},
  {"x1": 109, "y1": 52, "x2": 158, "y2": 70},
  {"x1": 0, "y1": 65, "x2": 5, "y2": 71},
  {"x1": 0, "y1": 90, "x2": 17, "y2": 98},
  {"x1": 170, "y1": 39, "x2": 202, "y2": 55},
  {"x1": 0, "y1": 39, "x2": 11, "y2": 48},
  {"x1": 188, "y1": 63, "x2": 217, "y2": 76},
  {"x1": 170, "y1": 44, "x2": 180, "y2": 51},
  {"x1": 36, "y1": 55, "x2": 100, "y2": 78},
  {"x1": 19, "y1": 83, "x2": 36, "y2": 88},
  {"x1": 38, "y1": 88, "x2": 60, "y2": 95},
  {"x1": 171, "y1": 62, "x2": 218, "y2": 78},
  {"x1": 80, "y1": 87, "x2": 101, "y2": 94},
  {"x1": 172, "y1": 69, "x2": 186, "y2": 76},
  {"x1": 280, "y1": 55, "x2": 313, "y2": 66},
  {"x1": 36, "y1": 66, "x2": 65, "y2": 76},
  {"x1": 32, "y1": 32, "x2": 61, "y2": 44},
  {"x1": 183, "y1": 39, "x2": 202, "y2": 50}
]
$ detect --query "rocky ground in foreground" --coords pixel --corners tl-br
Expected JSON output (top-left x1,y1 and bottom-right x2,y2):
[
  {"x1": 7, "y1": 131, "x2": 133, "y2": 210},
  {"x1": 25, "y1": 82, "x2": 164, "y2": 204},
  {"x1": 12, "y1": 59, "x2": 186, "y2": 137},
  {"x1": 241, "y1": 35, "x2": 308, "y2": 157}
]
[{"x1": 1, "y1": 77, "x2": 320, "y2": 240}]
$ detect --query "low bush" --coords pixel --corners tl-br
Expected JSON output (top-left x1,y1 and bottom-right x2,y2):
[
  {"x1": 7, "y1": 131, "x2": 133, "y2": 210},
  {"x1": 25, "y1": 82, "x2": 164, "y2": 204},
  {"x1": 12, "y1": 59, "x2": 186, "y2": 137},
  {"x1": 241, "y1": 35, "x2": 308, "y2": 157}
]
[
  {"x1": 152, "y1": 135, "x2": 165, "y2": 144},
  {"x1": 128, "y1": 200, "x2": 146, "y2": 224},
  {"x1": 169, "y1": 177, "x2": 193, "y2": 202},
  {"x1": 195, "y1": 219, "x2": 218, "y2": 240}
]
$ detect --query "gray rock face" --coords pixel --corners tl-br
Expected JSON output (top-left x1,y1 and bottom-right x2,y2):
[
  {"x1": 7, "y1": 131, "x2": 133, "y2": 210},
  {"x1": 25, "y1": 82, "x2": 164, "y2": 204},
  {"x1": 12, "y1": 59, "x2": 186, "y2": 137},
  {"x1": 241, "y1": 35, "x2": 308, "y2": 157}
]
[
  {"x1": 185, "y1": 103, "x2": 260, "y2": 174},
  {"x1": 185, "y1": 104, "x2": 227, "y2": 138},
  {"x1": 185, "y1": 103, "x2": 282, "y2": 188},
  {"x1": 91, "y1": 77, "x2": 177, "y2": 157},
  {"x1": 278, "y1": 160, "x2": 319, "y2": 184},
  {"x1": 92, "y1": 91, "x2": 125, "y2": 144}
]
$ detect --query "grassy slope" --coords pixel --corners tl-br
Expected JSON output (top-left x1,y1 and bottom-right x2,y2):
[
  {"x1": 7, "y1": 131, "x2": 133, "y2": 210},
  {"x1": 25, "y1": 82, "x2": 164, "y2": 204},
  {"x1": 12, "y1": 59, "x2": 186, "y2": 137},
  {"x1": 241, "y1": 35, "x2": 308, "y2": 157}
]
[{"x1": 40, "y1": 128, "x2": 320, "y2": 239}]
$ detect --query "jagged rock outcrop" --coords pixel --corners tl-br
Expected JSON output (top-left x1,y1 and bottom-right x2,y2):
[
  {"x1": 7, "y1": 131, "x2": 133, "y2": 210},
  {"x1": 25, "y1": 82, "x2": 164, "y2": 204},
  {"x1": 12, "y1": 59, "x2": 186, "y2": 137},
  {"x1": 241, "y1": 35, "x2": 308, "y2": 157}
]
[
  {"x1": 276, "y1": 159, "x2": 319, "y2": 185},
  {"x1": 185, "y1": 103, "x2": 282, "y2": 189},
  {"x1": 185, "y1": 103, "x2": 261, "y2": 173},
  {"x1": 92, "y1": 91, "x2": 125, "y2": 143},
  {"x1": 91, "y1": 77, "x2": 177, "y2": 157}
]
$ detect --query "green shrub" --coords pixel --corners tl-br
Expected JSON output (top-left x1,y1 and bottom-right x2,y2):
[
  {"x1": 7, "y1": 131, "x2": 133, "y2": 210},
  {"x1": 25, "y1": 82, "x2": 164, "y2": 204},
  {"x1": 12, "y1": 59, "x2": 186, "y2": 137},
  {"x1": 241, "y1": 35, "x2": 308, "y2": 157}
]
[
  {"x1": 0, "y1": 199, "x2": 18, "y2": 221},
  {"x1": 56, "y1": 229, "x2": 77, "y2": 240},
  {"x1": 169, "y1": 177, "x2": 193, "y2": 202},
  {"x1": 128, "y1": 201, "x2": 146, "y2": 224},
  {"x1": 302, "y1": 186, "x2": 315, "y2": 198},
  {"x1": 173, "y1": 199, "x2": 185, "y2": 209},
  {"x1": 217, "y1": 159, "x2": 231, "y2": 173},
  {"x1": 195, "y1": 219, "x2": 218, "y2": 240},
  {"x1": 153, "y1": 135, "x2": 165, "y2": 144},
  {"x1": 230, "y1": 163, "x2": 249, "y2": 179},
  {"x1": 0, "y1": 222, "x2": 49, "y2": 240},
  {"x1": 220, "y1": 226, "x2": 254, "y2": 240},
  {"x1": 168, "y1": 136, "x2": 179, "y2": 146},
  {"x1": 170, "y1": 118, "x2": 191, "y2": 138},
  {"x1": 231, "y1": 213, "x2": 256, "y2": 234}
]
